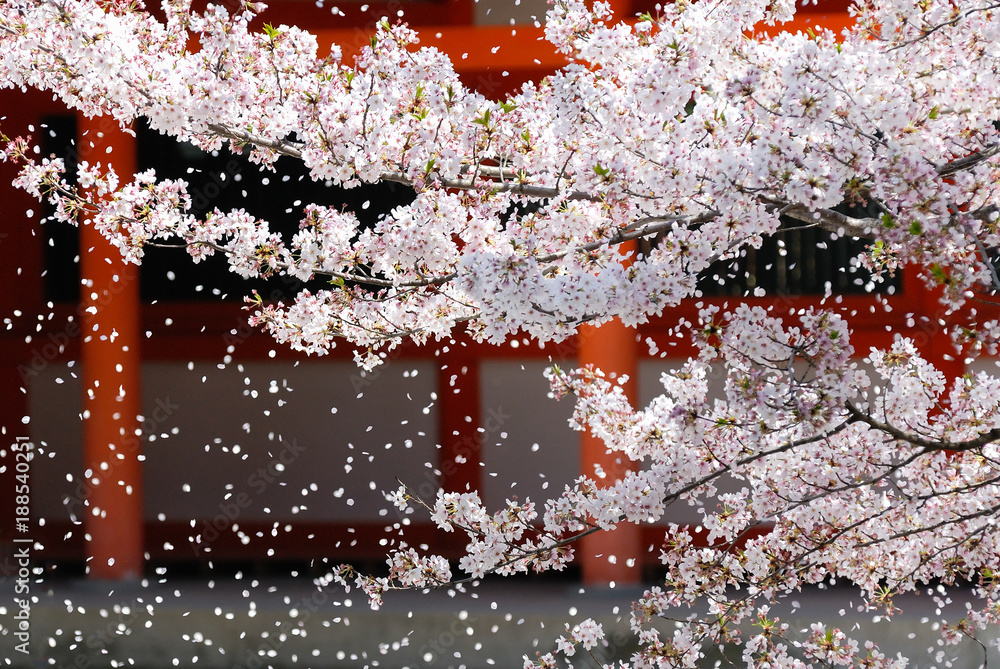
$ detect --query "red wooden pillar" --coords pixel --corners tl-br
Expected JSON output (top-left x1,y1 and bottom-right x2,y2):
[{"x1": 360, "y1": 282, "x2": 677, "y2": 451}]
[
  {"x1": 437, "y1": 348, "x2": 482, "y2": 494},
  {"x1": 78, "y1": 115, "x2": 144, "y2": 580},
  {"x1": 577, "y1": 315, "x2": 641, "y2": 584},
  {"x1": 905, "y1": 265, "x2": 966, "y2": 385},
  {"x1": 0, "y1": 95, "x2": 45, "y2": 554},
  {"x1": 447, "y1": 0, "x2": 474, "y2": 25}
]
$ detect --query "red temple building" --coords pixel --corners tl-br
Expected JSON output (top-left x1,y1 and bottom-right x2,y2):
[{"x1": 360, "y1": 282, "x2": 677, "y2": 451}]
[{"x1": 2, "y1": 0, "x2": 970, "y2": 588}]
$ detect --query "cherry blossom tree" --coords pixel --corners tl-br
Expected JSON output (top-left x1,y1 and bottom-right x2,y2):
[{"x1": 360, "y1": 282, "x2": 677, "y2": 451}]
[{"x1": 4, "y1": 0, "x2": 1000, "y2": 666}]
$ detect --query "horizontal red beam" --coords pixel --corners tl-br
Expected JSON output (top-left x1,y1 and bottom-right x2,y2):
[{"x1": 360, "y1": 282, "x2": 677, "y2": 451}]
[
  {"x1": 31, "y1": 520, "x2": 469, "y2": 563},
  {"x1": 316, "y1": 9, "x2": 856, "y2": 64},
  {"x1": 28, "y1": 519, "x2": 771, "y2": 567},
  {"x1": 168, "y1": 0, "x2": 472, "y2": 32},
  {"x1": 6, "y1": 275, "x2": 975, "y2": 367}
]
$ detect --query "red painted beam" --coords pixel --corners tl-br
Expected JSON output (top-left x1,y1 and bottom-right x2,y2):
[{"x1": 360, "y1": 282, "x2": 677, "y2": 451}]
[
  {"x1": 313, "y1": 23, "x2": 570, "y2": 97},
  {"x1": 33, "y1": 519, "x2": 470, "y2": 564}
]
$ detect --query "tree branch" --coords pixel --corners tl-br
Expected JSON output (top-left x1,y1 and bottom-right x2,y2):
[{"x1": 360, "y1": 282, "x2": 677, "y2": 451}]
[
  {"x1": 937, "y1": 142, "x2": 1000, "y2": 177},
  {"x1": 845, "y1": 402, "x2": 1000, "y2": 452},
  {"x1": 759, "y1": 196, "x2": 879, "y2": 238}
]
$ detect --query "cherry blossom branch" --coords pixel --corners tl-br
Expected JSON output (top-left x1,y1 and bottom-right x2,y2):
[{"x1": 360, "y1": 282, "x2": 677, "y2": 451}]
[
  {"x1": 206, "y1": 121, "x2": 599, "y2": 204},
  {"x1": 856, "y1": 502, "x2": 999, "y2": 550},
  {"x1": 888, "y1": 3, "x2": 1000, "y2": 51},
  {"x1": 204, "y1": 122, "x2": 303, "y2": 159},
  {"x1": 937, "y1": 142, "x2": 1000, "y2": 178},
  {"x1": 760, "y1": 196, "x2": 878, "y2": 238},
  {"x1": 845, "y1": 402, "x2": 1000, "y2": 452}
]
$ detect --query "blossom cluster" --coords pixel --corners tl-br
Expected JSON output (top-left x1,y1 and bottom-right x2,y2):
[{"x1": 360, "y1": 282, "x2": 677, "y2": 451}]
[{"x1": 7, "y1": 0, "x2": 1000, "y2": 361}]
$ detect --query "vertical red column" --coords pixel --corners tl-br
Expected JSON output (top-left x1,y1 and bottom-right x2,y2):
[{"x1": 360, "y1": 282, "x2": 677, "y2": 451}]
[
  {"x1": 78, "y1": 115, "x2": 144, "y2": 580},
  {"x1": 0, "y1": 98, "x2": 44, "y2": 555},
  {"x1": 905, "y1": 265, "x2": 966, "y2": 386},
  {"x1": 577, "y1": 319, "x2": 641, "y2": 585},
  {"x1": 437, "y1": 348, "x2": 482, "y2": 495},
  {"x1": 448, "y1": 0, "x2": 474, "y2": 25}
]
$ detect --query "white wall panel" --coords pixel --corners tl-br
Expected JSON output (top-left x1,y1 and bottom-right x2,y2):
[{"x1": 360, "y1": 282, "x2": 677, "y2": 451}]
[
  {"x1": 478, "y1": 360, "x2": 579, "y2": 510},
  {"x1": 29, "y1": 360, "x2": 439, "y2": 523}
]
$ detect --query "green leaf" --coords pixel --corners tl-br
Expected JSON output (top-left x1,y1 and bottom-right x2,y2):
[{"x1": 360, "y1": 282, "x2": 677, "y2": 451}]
[
  {"x1": 930, "y1": 263, "x2": 948, "y2": 283},
  {"x1": 881, "y1": 212, "x2": 896, "y2": 229},
  {"x1": 909, "y1": 220, "x2": 923, "y2": 235},
  {"x1": 928, "y1": 105, "x2": 939, "y2": 120},
  {"x1": 593, "y1": 163, "x2": 611, "y2": 177},
  {"x1": 263, "y1": 23, "x2": 281, "y2": 40},
  {"x1": 473, "y1": 109, "x2": 492, "y2": 127}
]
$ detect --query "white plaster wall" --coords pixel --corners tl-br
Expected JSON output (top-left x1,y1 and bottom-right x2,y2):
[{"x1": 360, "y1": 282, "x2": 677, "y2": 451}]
[
  {"x1": 478, "y1": 360, "x2": 579, "y2": 510},
  {"x1": 966, "y1": 357, "x2": 1000, "y2": 377},
  {"x1": 27, "y1": 351, "x2": 898, "y2": 531},
  {"x1": 29, "y1": 360, "x2": 440, "y2": 523}
]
